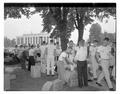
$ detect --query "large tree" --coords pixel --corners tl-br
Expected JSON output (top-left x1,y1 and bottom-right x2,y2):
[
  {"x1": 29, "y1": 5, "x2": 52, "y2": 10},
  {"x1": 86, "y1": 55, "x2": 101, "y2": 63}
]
[
  {"x1": 4, "y1": 3, "x2": 116, "y2": 50},
  {"x1": 89, "y1": 23, "x2": 102, "y2": 43}
]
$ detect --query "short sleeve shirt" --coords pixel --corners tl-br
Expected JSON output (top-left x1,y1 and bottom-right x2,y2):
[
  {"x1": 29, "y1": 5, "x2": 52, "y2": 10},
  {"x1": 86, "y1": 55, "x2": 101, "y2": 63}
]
[
  {"x1": 74, "y1": 46, "x2": 87, "y2": 61},
  {"x1": 97, "y1": 45, "x2": 111, "y2": 59},
  {"x1": 46, "y1": 44, "x2": 56, "y2": 56},
  {"x1": 89, "y1": 46, "x2": 97, "y2": 56},
  {"x1": 58, "y1": 52, "x2": 68, "y2": 61},
  {"x1": 29, "y1": 49, "x2": 35, "y2": 56}
]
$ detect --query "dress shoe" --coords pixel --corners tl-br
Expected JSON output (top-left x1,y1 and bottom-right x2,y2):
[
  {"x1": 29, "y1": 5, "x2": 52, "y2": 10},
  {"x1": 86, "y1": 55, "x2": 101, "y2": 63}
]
[
  {"x1": 109, "y1": 88, "x2": 115, "y2": 91},
  {"x1": 88, "y1": 79, "x2": 93, "y2": 82},
  {"x1": 96, "y1": 82, "x2": 102, "y2": 86},
  {"x1": 94, "y1": 78, "x2": 97, "y2": 80}
]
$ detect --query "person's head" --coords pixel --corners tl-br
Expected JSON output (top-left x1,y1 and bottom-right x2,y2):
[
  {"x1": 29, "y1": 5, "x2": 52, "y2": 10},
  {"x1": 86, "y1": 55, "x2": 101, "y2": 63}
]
[
  {"x1": 78, "y1": 39, "x2": 85, "y2": 47},
  {"x1": 20, "y1": 45, "x2": 23, "y2": 48},
  {"x1": 42, "y1": 41, "x2": 46, "y2": 45},
  {"x1": 103, "y1": 37, "x2": 109, "y2": 46},
  {"x1": 37, "y1": 44, "x2": 40, "y2": 48},
  {"x1": 15, "y1": 45, "x2": 18, "y2": 48},
  {"x1": 68, "y1": 40, "x2": 73, "y2": 47},
  {"x1": 93, "y1": 40, "x2": 98, "y2": 46},
  {"x1": 66, "y1": 47, "x2": 72, "y2": 54},
  {"x1": 56, "y1": 42, "x2": 60, "y2": 48},
  {"x1": 37, "y1": 53, "x2": 41, "y2": 57},
  {"x1": 31, "y1": 45, "x2": 34, "y2": 49},
  {"x1": 50, "y1": 40, "x2": 54, "y2": 44}
]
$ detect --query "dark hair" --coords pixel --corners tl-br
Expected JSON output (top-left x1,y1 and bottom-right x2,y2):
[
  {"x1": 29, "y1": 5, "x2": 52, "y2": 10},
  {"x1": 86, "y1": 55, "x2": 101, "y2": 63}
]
[
  {"x1": 37, "y1": 53, "x2": 41, "y2": 57},
  {"x1": 93, "y1": 40, "x2": 98, "y2": 43},
  {"x1": 50, "y1": 40, "x2": 54, "y2": 43},
  {"x1": 56, "y1": 42, "x2": 59, "y2": 45},
  {"x1": 79, "y1": 39, "x2": 85, "y2": 43},
  {"x1": 15, "y1": 45, "x2": 18, "y2": 48},
  {"x1": 67, "y1": 46, "x2": 72, "y2": 50},
  {"x1": 31, "y1": 45, "x2": 34, "y2": 48},
  {"x1": 20, "y1": 45, "x2": 23, "y2": 48},
  {"x1": 69, "y1": 40, "x2": 73, "y2": 43},
  {"x1": 42, "y1": 41, "x2": 46, "y2": 44},
  {"x1": 104, "y1": 37, "x2": 109, "y2": 41}
]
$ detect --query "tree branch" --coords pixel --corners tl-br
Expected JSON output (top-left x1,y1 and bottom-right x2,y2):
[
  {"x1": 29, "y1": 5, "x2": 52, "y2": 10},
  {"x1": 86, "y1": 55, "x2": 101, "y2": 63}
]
[{"x1": 74, "y1": 19, "x2": 78, "y2": 29}]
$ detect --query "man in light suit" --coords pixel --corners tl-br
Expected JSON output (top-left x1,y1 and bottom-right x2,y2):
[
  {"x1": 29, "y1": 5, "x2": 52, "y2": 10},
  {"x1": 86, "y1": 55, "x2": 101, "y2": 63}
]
[{"x1": 96, "y1": 37, "x2": 114, "y2": 91}]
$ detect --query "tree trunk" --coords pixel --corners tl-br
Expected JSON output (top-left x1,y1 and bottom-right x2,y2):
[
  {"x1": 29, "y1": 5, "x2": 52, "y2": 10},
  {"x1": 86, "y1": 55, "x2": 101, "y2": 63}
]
[
  {"x1": 59, "y1": 20, "x2": 68, "y2": 51},
  {"x1": 75, "y1": 9, "x2": 85, "y2": 45},
  {"x1": 60, "y1": 33, "x2": 68, "y2": 51},
  {"x1": 77, "y1": 23, "x2": 84, "y2": 44},
  {"x1": 59, "y1": 7, "x2": 69, "y2": 51}
]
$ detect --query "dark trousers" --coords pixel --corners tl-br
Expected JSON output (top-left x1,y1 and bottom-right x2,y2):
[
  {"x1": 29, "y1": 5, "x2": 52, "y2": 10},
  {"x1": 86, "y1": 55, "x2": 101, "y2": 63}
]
[
  {"x1": 28, "y1": 56, "x2": 35, "y2": 71},
  {"x1": 28, "y1": 62, "x2": 31, "y2": 71},
  {"x1": 20, "y1": 58, "x2": 26, "y2": 70},
  {"x1": 77, "y1": 60, "x2": 88, "y2": 87}
]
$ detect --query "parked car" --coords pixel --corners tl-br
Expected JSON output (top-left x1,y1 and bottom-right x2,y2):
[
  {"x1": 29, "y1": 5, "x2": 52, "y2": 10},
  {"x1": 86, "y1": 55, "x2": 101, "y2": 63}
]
[{"x1": 4, "y1": 48, "x2": 20, "y2": 65}]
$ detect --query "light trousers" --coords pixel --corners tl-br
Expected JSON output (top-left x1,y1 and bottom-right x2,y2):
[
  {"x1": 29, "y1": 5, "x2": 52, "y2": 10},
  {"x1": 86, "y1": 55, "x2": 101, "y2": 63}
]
[
  {"x1": 97, "y1": 59, "x2": 113, "y2": 88},
  {"x1": 47, "y1": 56, "x2": 55, "y2": 75},
  {"x1": 90, "y1": 56, "x2": 98, "y2": 78}
]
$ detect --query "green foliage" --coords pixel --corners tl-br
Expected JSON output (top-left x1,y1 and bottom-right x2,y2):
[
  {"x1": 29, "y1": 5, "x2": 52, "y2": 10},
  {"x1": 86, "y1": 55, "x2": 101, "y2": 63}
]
[
  {"x1": 4, "y1": 4, "x2": 116, "y2": 48},
  {"x1": 89, "y1": 23, "x2": 102, "y2": 42},
  {"x1": 4, "y1": 37, "x2": 16, "y2": 48}
]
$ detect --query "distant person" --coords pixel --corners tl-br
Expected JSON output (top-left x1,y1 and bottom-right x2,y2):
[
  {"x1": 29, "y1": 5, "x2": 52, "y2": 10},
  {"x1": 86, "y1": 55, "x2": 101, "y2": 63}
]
[
  {"x1": 28, "y1": 45, "x2": 35, "y2": 71},
  {"x1": 54, "y1": 42, "x2": 62, "y2": 72},
  {"x1": 18, "y1": 45, "x2": 26, "y2": 70},
  {"x1": 34, "y1": 44, "x2": 41, "y2": 59},
  {"x1": 14, "y1": 45, "x2": 20, "y2": 62},
  {"x1": 46, "y1": 40, "x2": 56, "y2": 76},
  {"x1": 40, "y1": 41, "x2": 47, "y2": 73}
]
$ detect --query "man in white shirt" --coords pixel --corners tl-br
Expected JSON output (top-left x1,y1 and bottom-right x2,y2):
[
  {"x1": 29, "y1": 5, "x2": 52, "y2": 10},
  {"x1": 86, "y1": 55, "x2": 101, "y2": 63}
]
[
  {"x1": 74, "y1": 39, "x2": 88, "y2": 88},
  {"x1": 89, "y1": 40, "x2": 99, "y2": 80},
  {"x1": 96, "y1": 37, "x2": 114, "y2": 91},
  {"x1": 46, "y1": 40, "x2": 56, "y2": 76},
  {"x1": 28, "y1": 45, "x2": 35, "y2": 71}
]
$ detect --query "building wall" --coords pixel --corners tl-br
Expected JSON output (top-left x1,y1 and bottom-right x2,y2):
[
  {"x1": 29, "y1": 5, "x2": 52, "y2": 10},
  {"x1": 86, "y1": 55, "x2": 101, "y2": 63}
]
[{"x1": 16, "y1": 33, "x2": 60, "y2": 46}]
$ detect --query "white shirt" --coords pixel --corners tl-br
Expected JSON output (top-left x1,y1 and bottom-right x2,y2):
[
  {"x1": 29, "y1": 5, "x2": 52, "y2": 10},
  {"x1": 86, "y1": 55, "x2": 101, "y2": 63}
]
[
  {"x1": 89, "y1": 46, "x2": 98, "y2": 56},
  {"x1": 46, "y1": 44, "x2": 56, "y2": 56},
  {"x1": 56, "y1": 48, "x2": 62, "y2": 56},
  {"x1": 59, "y1": 52, "x2": 68, "y2": 61},
  {"x1": 74, "y1": 46, "x2": 87, "y2": 61},
  {"x1": 97, "y1": 45, "x2": 111, "y2": 59},
  {"x1": 40, "y1": 45, "x2": 47, "y2": 57},
  {"x1": 34, "y1": 47, "x2": 41, "y2": 54},
  {"x1": 29, "y1": 48, "x2": 35, "y2": 56}
]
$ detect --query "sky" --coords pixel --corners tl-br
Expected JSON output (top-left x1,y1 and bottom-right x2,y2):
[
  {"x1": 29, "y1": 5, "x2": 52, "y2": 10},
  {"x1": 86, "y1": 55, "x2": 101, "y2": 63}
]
[{"x1": 4, "y1": 12, "x2": 116, "y2": 44}]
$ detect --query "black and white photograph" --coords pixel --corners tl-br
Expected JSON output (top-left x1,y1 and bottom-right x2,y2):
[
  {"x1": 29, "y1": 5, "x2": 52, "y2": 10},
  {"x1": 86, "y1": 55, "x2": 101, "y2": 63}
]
[{"x1": 3, "y1": 2, "x2": 116, "y2": 91}]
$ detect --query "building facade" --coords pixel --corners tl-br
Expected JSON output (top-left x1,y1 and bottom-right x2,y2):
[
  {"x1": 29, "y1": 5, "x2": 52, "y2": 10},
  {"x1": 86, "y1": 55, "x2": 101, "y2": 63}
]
[{"x1": 16, "y1": 33, "x2": 60, "y2": 46}]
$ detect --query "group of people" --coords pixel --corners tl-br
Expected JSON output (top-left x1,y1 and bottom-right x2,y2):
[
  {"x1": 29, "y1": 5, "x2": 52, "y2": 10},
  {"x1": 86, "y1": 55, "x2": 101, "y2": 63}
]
[
  {"x1": 13, "y1": 37, "x2": 116, "y2": 91},
  {"x1": 13, "y1": 40, "x2": 62, "y2": 76},
  {"x1": 56, "y1": 38, "x2": 115, "y2": 91}
]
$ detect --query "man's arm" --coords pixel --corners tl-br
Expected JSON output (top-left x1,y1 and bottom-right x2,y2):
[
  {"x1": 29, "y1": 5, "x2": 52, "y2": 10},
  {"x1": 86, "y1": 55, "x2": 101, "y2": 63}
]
[{"x1": 95, "y1": 52, "x2": 101, "y2": 63}]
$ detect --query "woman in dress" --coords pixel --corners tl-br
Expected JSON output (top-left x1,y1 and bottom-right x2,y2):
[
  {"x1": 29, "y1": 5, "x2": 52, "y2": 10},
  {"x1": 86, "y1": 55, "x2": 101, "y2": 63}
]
[{"x1": 57, "y1": 47, "x2": 73, "y2": 84}]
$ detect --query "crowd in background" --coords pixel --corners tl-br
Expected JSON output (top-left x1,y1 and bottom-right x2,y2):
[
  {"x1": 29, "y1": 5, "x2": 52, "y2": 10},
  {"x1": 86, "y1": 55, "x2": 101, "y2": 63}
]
[{"x1": 5, "y1": 37, "x2": 116, "y2": 91}]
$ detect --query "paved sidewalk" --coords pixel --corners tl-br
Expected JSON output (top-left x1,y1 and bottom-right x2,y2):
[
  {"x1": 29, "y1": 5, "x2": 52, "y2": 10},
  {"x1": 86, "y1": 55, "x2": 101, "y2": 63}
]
[{"x1": 5, "y1": 67, "x2": 115, "y2": 91}]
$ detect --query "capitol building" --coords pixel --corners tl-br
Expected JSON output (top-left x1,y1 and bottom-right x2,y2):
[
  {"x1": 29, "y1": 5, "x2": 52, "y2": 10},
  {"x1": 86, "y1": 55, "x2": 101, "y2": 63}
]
[{"x1": 16, "y1": 32, "x2": 60, "y2": 46}]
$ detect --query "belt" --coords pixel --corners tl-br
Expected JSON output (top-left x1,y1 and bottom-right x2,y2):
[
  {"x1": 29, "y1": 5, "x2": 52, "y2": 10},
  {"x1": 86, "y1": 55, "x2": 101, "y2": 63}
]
[{"x1": 101, "y1": 59, "x2": 110, "y2": 60}]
